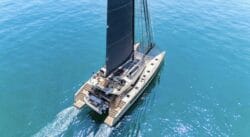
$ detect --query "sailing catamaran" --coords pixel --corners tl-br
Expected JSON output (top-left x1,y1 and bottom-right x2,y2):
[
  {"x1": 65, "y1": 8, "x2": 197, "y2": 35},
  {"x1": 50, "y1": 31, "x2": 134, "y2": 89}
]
[{"x1": 74, "y1": 0, "x2": 165, "y2": 126}]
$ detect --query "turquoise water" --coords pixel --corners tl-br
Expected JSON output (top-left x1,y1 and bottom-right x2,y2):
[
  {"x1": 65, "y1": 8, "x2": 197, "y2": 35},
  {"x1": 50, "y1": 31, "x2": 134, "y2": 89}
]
[{"x1": 1, "y1": 0, "x2": 250, "y2": 136}]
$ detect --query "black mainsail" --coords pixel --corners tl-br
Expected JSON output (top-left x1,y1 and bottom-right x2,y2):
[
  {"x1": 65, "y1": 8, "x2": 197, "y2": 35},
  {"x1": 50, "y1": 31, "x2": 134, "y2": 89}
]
[{"x1": 106, "y1": 0, "x2": 135, "y2": 76}]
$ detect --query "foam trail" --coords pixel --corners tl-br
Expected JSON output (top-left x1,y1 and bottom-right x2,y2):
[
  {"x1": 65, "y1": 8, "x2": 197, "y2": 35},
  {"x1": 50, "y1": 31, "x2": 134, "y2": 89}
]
[
  {"x1": 33, "y1": 106, "x2": 80, "y2": 137},
  {"x1": 94, "y1": 124, "x2": 113, "y2": 137}
]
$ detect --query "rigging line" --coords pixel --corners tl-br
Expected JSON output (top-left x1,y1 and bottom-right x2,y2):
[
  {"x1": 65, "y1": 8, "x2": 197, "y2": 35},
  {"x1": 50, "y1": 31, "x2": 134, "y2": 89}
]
[
  {"x1": 142, "y1": 0, "x2": 148, "y2": 55},
  {"x1": 136, "y1": 0, "x2": 139, "y2": 44},
  {"x1": 141, "y1": 0, "x2": 154, "y2": 55},
  {"x1": 146, "y1": 0, "x2": 151, "y2": 45},
  {"x1": 140, "y1": 0, "x2": 145, "y2": 53},
  {"x1": 147, "y1": 0, "x2": 154, "y2": 42},
  {"x1": 145, "y1": 0, "x2": 153, "y2": 45},
  {"x1": 145, "y1": 0, "x2": 150, "y2": 53},
  {"x1": 138, "y1": 0, "x2": 152, "y2": 55},
  {"x1": 147, "y1": 0, "x2": 154, "y2": 45},
  {"x1": 145, "y1": 0, "x2": 151, "y2": 44},
  {"x1": 145, "y1": 0, "x2": 154, "y2": 50},
  {"x1": 142, "y1": 0, "x2": 150, "y2": 53}
]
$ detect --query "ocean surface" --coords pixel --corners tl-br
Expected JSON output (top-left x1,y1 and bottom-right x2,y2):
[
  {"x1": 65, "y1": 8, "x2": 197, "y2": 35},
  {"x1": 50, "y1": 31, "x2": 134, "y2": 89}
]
[{"x1": 0, "y1": 0, "x2": 250, "y2": 137}]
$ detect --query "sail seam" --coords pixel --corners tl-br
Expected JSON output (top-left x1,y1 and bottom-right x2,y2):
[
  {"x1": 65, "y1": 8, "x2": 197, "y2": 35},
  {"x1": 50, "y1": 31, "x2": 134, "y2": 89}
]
[
  {"x1": 108, "y1": 32, "x2": 133, "y2": 48},
  {"x1": 108, "y1": 1, "x2": 133, "y2": 12}
]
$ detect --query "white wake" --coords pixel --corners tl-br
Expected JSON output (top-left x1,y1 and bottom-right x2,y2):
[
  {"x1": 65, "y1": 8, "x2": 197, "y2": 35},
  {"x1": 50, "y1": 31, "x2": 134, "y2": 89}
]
[
  {"x1": 94, "y1": 124, "x2": 113, "y2": 137},
  {"x1": 33, "y1": 106, "x2": 80, "y2": 137}
]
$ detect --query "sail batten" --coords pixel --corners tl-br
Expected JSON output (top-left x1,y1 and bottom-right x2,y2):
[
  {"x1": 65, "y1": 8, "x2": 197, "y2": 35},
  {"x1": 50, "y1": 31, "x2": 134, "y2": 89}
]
[
  {"x1": 106, "y1": 0, "x2": 135, "y2": 76},
  {"x1": 108, "y1": 1, "x2": 133, "y2": 12},
  {"x1": 108, "y1": 32, "x2": 133, "y2": 47}
]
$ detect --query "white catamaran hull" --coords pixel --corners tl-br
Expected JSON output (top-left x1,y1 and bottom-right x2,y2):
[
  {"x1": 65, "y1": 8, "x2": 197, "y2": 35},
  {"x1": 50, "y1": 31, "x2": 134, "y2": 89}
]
[
  {"x1": 104, "y1": 52, "x2": 165, "y2": 126},
  {"x1": 74, "y1": 51, "x2": 165, "y2": 126}
]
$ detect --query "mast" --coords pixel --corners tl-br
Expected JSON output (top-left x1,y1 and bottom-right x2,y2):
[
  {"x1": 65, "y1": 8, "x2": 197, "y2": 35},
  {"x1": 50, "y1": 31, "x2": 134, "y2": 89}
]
[{"x1": 106, "y1": 0, "x2": 135, "y2": 76}]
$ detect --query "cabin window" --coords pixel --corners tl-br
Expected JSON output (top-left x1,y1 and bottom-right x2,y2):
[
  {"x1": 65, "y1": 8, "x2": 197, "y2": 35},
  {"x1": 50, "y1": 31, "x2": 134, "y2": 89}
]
[
  {"x1": 151, "y1": 63, "x2": 154, "y2": 66},
  {"x1": 147, "y1": 70, "x2": 150, "y2": 73},
  {"x1": 114, "y1": 69, "x2": 124, "y2": 76},
  {"x1": 100, "y1": 70, "x2": 104, "y2": 74},
  {"x1": 155, "y1": 58, "x2": 158, "y2": 61}
]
